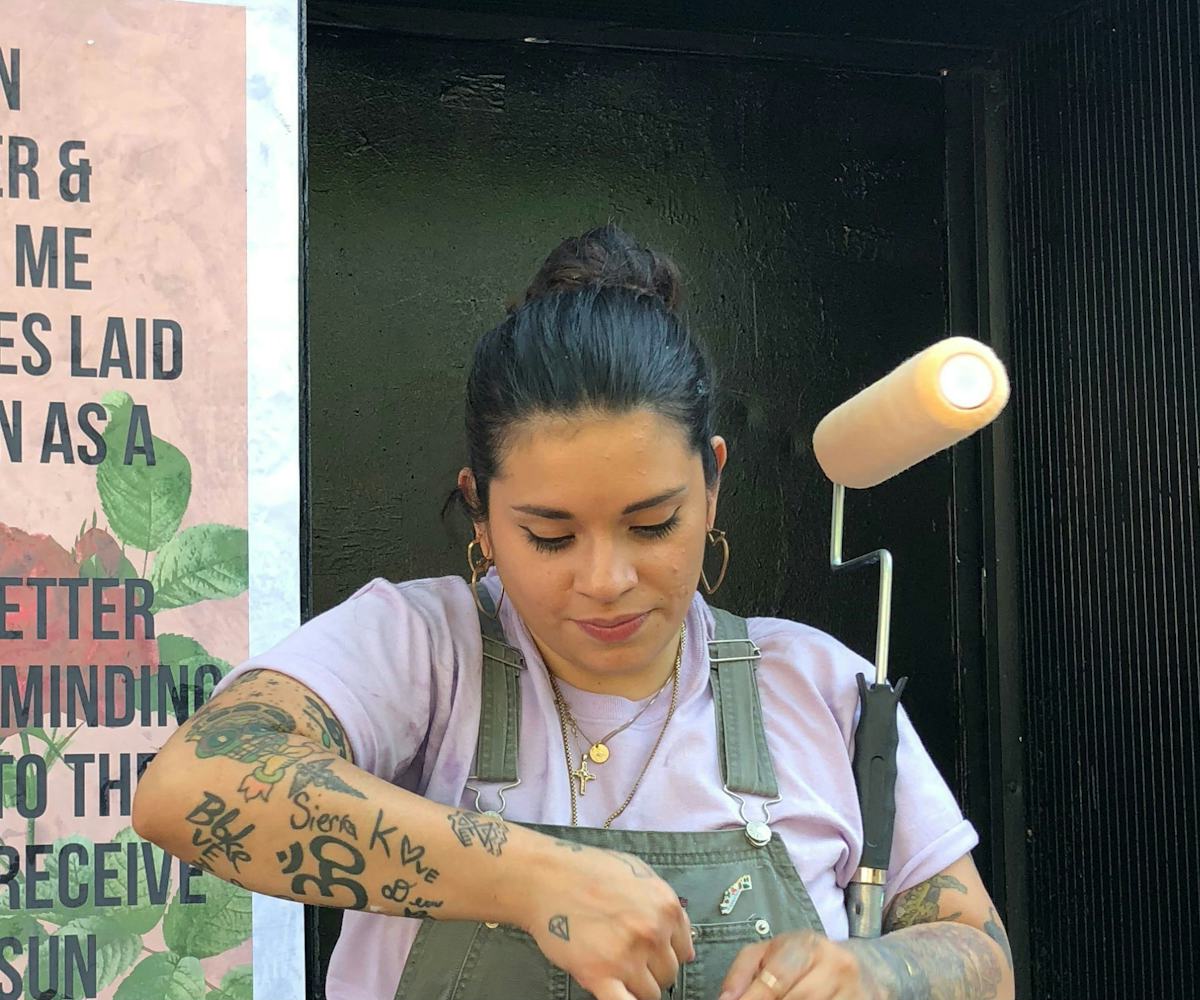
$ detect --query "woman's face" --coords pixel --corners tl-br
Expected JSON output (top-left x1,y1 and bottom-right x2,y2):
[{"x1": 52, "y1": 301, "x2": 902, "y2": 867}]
[{"x1": 465, "y1": 408, "x2": 726, "y2": 695}]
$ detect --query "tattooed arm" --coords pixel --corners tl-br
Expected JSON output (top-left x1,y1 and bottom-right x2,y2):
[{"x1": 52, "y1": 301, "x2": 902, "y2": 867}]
[
  {"x1": 846, "y1": 853, "x2": 1014, "y2": 999},
  {"x1": 133, "y1": 669, "x2": 695, "y2": 1000},
  {"x1": 720, "y1": 854, "x2": 1013, "y2": 1000},
  {"x1": 132, "y1": 668, "x2": 535, "y2": 923}
]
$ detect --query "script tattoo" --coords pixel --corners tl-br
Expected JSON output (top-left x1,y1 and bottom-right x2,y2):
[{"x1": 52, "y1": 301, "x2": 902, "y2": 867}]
[
  {"x1": 369, "y1": 810, "x2": 440, "y2": 882},
  {"x1": 277, "y1": 835, "x2": 368, "y2": 910},
  {"x1": 884, "y1": 873, "x2": 967, "y2": 929},
  {"x1": 380, "y1": 876, "x2": 444, "y2": 917},
  {"x1": 548, "y1": 915, "x2": 570, "y2": 941},
  {"x1": 303, "y1": 695, "x2": 353, "y2": 761},
  {"x1": 446, "y1": 811, "x2": 509, "y2": 856},
  {"x1": 185, "y1": 791, "x2": 255, "y2": 872}
]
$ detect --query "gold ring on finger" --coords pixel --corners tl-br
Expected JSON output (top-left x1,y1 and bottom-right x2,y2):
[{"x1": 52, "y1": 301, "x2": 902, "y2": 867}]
[{"x1": 757, "y1": 969, "x2": 782, "y2": 993}]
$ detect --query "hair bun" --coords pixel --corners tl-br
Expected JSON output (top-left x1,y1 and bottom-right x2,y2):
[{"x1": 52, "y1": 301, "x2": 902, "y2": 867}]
[{"x1": 520, "y1": 223, "x2": 683, "y2": 313}]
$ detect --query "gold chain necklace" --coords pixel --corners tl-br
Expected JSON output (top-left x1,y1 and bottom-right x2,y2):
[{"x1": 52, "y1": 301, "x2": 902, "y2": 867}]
[
  {"x1": 551, "y1": 624, "x2": 685, "y2": 828},
  {"x1": 548, "y1": 659, "x2": 673, "y2": 767}
]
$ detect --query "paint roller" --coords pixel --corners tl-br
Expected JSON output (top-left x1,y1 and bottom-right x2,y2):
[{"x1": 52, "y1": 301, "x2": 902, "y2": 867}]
[{"x1": 812, "y1": 336, "x2": 1010, "y2": 939}]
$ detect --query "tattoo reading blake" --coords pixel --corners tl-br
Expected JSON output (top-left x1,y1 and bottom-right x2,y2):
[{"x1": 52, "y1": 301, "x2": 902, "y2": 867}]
[
  {"x1": 186, "y1": 791, "x2": 255, "y2": 872},
  {"x1": 447, "y1": 810, "x2": 509, "y2": 856}
]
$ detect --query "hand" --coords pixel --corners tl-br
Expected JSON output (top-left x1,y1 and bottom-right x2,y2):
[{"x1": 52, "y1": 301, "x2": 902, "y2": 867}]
[
  {"x1": 522, "y1": 839, "x2": 694, "y2": 1000},
  {"x1": 719, "y1": 931, "x2": 872, "y2": 1000}
]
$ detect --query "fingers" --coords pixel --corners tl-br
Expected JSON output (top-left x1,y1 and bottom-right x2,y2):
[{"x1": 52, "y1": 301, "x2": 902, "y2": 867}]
[
  {"x1": 669, "y1": 907, "x2": 696, "y2": 965},
  {"x1": 719, "y1": 940, "x2": 772, "y2": 999},
  {"x1": 721, "y1": 934, "x2": 818, "y2": 1000},
  {"x1": 591, "y1": 982, "x2": 638, "y2": 1000},
  {"x1": 647, "y1": 945, "x2": 680, "y2": 993},
  {"x1": 631, "y1": 967, "x2": 668, "y2": 1000}
]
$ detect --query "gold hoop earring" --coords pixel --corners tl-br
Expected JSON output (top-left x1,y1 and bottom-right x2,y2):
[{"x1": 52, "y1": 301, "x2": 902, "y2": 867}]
[
  {"x1": 467, "y1": 539, "x2": 505, "y2": 619},
  {"x1": 700, "y1": 528, "x2": 730, "y2": 596}
]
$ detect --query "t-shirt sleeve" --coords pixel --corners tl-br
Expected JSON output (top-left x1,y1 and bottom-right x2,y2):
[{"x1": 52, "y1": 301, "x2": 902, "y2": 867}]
[
  {"x1": 212, "y1": 578, "x2": 439, "y2": 784},
  {"x1": 883, "y1": 703, "x2": 980, "y2": 906},
  {"x1": 775, "y1": 621, "x2": 980, "y2": 906}
]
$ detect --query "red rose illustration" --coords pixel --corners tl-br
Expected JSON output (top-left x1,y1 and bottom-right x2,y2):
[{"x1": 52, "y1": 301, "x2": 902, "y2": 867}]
[{"x1": 0, "y1": 523, "x2": 158, "y2": 741}]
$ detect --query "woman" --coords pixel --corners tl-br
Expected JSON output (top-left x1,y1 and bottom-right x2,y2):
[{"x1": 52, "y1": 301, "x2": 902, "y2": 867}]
[{"x1": 133, "y1": 225, "x2": 1013, "y2": 1000}]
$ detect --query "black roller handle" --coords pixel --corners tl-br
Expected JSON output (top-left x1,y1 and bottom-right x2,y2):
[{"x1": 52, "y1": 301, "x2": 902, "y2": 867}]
[{"x1": 852, "y1": 673, "x2": 908, "y2": 872}]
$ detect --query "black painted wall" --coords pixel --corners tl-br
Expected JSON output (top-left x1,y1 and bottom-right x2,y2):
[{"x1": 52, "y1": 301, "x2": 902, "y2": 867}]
[
  {"x1": 1006, "y1": 0, "x2": 1200, "y2": 995},
  {"x1": 305, "y1": 21, "x2": 981, "y2": 995}
]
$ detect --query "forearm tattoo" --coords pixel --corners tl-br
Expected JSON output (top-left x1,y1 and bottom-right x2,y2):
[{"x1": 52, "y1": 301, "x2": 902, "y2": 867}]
[
  {"x1": 447, "y1": 810, "x2": 509, "y2": 856},
  {"x1": 848, "y1": 875, "x2": 1008, "y2": 1000}
]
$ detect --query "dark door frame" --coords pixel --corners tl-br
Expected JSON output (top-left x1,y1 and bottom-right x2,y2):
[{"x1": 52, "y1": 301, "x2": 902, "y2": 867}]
[{"x1": 297, "y1": 5, "x2": 1029, "y2": 996}]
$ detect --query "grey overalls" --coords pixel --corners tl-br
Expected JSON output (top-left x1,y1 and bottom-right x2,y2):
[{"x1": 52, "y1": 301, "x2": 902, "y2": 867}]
[{"x1": 395, "y1": 590, "x2": 826, "y2": 1000}]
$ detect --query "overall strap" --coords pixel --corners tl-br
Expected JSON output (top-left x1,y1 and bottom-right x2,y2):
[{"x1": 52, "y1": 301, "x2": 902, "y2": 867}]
[
  {"x1": 708, "y1": 608, "x2": 780, "y2": 797},
  {"x1": 470, "y1": 583, "x2": 523, "y2": 784}
]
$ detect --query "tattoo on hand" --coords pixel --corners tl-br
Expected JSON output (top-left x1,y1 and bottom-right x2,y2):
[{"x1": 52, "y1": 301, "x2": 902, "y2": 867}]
[
  {"x1": 185, "y1": 791, "x2": 255, "y2": 872},
  {"x1": 447, "y1": 811, "x2": 509, "y2": 856},
  {"x1": 553, "y1": 839, "x2": 584, "y2": 852},
  {"x1": 884, "y1": 873, "x2": 968, "y2": 930},
  {"x1": 983, "y1": 908, "x2": 1013, "y2": 970},
  {"x1": 548, "y1": 914, "x2": 570, "y2": 941}
]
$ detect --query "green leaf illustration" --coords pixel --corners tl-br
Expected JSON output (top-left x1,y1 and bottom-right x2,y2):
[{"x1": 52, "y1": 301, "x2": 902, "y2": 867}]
[
  {"x1": 24, "y1": 914, "x2": 142, "y2": 999},
  {"x1": 103, "y1": 827, "x2": 169, "y2": 934},
  {"x1": 135, "y1": 634, "x2": 232, "y2": 719},
  {"x1": 206, "y1": 964, "x2": 253, "y2": 1000},
  {"x1": 149, "y1": 524, "x2": 249, "y2": 612},
  {"x1": 0, "y1": 910, "x2": 38, "y2": 940},
  {"x1": 96, "y1": 391, "x2": 192, "y2": 552},
  {"x1": 40, "y1": 833, "x2": 95, "y2": 925},
  {"x1": 79, "y1": 550, "x2": 138, "y2": 580},
  {"x1": 162, "y1": 873, "x2": 252, "y2": 958},
  {"x1": 115, "y1": 952, "x2": 207, "y2": 1000}
]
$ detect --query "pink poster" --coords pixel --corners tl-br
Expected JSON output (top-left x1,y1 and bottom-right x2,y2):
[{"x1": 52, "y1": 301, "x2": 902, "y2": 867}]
[{"x1": 1, "y1": 2, "x2": 258, "y2": 997}]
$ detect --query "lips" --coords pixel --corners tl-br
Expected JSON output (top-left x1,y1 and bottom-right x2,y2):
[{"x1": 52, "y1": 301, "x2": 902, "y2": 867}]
[{"x1": 574, "y1": 612, "x2": 650, "y2": 644}]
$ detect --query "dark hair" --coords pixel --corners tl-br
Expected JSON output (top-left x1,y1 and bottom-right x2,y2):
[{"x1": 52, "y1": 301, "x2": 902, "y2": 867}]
[{"x1": 453, "y1": 224, "x2": 718, "y2": 521}]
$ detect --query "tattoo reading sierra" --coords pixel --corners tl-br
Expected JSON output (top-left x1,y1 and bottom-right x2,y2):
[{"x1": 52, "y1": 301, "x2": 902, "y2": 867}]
[
  {"x1": 187, "y1": 701, "x2": 365, "y2": 803},
  {"x1": 186, "y1": 791, "x2": 255, "y2": 872}
]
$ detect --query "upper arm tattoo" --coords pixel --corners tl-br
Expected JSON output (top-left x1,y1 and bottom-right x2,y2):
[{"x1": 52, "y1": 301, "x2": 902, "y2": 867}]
[
  {"x1": 983, "y1": 907, "x2": 1014, "y2": 970},
  {"x1": 884, "y1": 873, "x2": 968, "y2": 931}
]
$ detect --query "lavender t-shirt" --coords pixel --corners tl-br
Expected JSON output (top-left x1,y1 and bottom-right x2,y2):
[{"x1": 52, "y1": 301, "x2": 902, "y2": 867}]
[{"x1": 219, "y1": 574, "x2": 977, "y2": 1000}]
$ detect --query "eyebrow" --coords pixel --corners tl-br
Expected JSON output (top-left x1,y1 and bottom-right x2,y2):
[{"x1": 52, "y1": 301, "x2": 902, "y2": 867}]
[{"x1": 512, "y1": 485, "x2": 687, "y2": 520}]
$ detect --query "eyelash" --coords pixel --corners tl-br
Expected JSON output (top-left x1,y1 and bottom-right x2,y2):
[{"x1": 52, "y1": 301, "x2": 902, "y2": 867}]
[{"x1": 525, "y1": 513, "x2": 681, "y2": 553}]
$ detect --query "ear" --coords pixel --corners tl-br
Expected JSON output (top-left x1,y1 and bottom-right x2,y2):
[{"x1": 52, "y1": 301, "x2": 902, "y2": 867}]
[
  {"x1": 458, "y1": 467, "x2": 493, "y2": 556},
  {"x1": 706, "y1": 436, "x2": 728, "y2": 530}
]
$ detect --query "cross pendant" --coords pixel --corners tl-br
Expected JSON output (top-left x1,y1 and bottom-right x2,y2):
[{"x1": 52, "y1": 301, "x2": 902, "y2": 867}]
[{"x1": 571, "y1": 759, "x2": 595, "y2": 796}]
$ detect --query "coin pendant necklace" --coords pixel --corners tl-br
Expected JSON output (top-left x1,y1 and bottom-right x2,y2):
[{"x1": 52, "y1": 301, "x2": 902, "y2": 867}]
[
  {"x1": 551, "y1": 667, "x2": 673, "y2": 773},
  {"x1": 551, "y1": 623, "x2": 685, "y2": 827}
]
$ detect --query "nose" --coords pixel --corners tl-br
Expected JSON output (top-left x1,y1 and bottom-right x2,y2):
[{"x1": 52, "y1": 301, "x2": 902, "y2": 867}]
[{"x1": 575, "y1": 536, "x2": 638, "y2": 604}]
